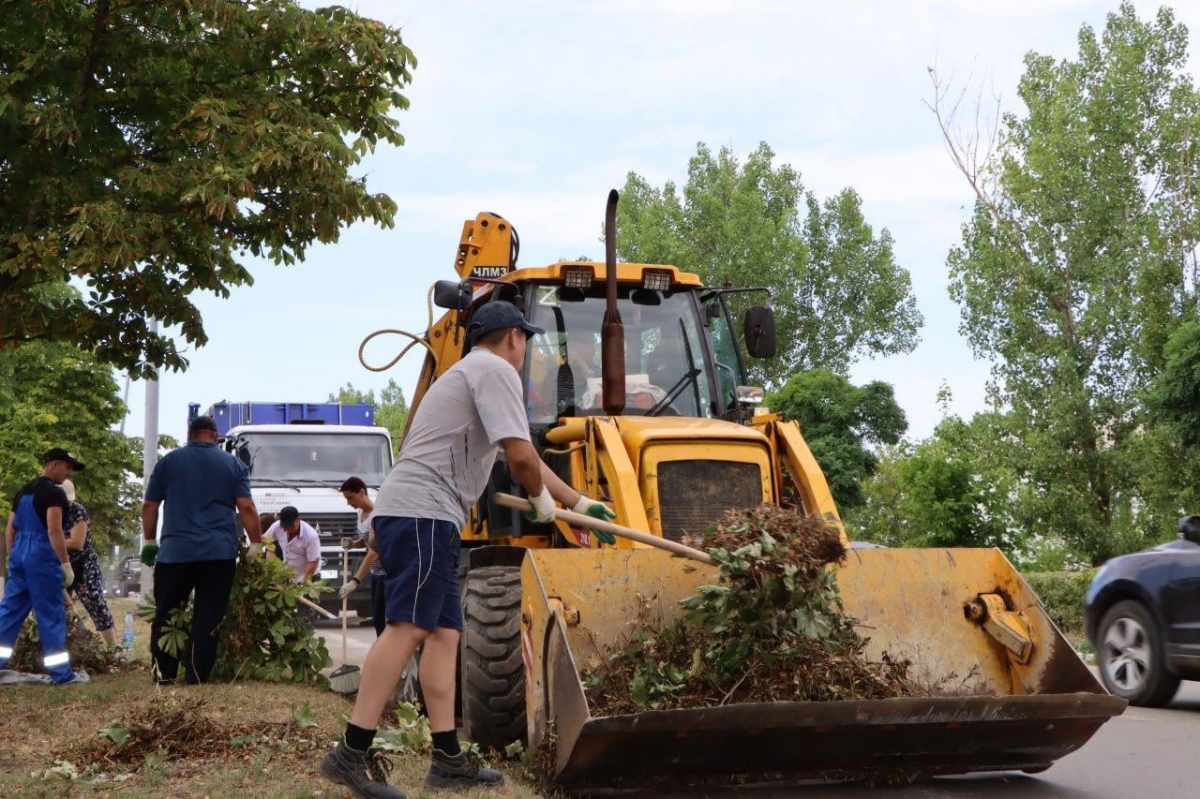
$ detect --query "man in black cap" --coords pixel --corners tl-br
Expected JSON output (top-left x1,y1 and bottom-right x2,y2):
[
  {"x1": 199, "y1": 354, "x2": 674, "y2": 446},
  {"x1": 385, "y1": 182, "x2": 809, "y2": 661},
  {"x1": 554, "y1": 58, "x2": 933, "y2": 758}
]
[
  {"x1": 141, "y1": 414, "x2": 264, "y2": 684},
  {"x1": 320, "y1": 300, "x2": 617, "y2": 797},
  {"x1": 0, "y1": 448, "x2": 87, "y2": 683}
]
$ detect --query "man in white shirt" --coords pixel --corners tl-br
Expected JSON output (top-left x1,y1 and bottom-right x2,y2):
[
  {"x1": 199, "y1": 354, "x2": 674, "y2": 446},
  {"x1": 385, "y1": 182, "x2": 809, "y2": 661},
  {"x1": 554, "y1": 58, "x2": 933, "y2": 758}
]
[{"x1": 264, "y1": 506, "x2": 321, "y2": 583}]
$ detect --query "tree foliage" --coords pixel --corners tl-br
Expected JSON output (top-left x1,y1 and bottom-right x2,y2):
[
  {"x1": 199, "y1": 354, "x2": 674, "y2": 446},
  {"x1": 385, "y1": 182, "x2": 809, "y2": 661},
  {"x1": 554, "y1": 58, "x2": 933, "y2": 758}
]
[
  {"x1": 0, "y1": 300, "x2": 140, "y2": 555},
  {"x1": 935, "y1": 3, "x2": 1200, "y2": 564},
  {"x1": 768, "y1": 368, "x2": 907, "y2": 510},
  {"x1": 615, "y1": 142, "x2": 922, "y2": 386},
  {"x1": 329, "y1": 380, "x2": 409, "y2": 457},
  {"x1": 0, "y1": 0, "x2": 415, "y2": 376},
  {"x1": 1148, "y1": 321, "x2": 1200, "y2": 448},
  {"x1": 847, "y1": 414, "x2": 1016, "y2": 553}
]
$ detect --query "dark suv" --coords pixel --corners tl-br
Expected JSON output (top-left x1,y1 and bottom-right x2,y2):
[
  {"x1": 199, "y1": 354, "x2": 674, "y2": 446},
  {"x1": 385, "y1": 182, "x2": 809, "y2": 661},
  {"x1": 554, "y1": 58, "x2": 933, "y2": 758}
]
[
  {"x1": 1084, "y1": 516, "x2": 1200, "y2": 706},
  {"x1": 113, "y1": 556, "x2": 141, "y2": 597}
]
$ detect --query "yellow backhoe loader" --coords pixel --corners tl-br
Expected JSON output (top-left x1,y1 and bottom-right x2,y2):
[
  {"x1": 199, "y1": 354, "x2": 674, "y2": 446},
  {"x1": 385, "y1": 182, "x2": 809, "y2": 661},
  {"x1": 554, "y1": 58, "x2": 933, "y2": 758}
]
[{"x1": 394, "y1": 192, "x2": 1124, "y2": 788}]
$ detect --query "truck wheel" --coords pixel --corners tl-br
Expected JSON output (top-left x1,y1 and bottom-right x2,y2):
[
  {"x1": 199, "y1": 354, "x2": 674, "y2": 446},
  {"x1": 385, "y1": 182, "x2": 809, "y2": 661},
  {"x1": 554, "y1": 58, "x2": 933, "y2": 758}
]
[
  {"x1": 460, "y1": 565, "x2": 525, "y2": 752},
  {"x1": 1097, "y1": 600, "x2": 1179, "y2": 707}
]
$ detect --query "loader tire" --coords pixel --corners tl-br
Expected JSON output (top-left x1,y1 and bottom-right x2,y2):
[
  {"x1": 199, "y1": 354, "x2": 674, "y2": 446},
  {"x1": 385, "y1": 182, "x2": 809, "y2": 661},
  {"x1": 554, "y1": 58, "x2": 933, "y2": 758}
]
[{"x1": 461, "y1": 565, "x2": 525, "y2": 752}]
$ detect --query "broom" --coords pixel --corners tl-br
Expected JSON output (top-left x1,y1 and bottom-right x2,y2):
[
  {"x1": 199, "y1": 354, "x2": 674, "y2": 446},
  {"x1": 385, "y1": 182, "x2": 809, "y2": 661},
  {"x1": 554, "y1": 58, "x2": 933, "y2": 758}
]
[{"x1": 329, "y1": 545, "x2": 362, "y2": 694}]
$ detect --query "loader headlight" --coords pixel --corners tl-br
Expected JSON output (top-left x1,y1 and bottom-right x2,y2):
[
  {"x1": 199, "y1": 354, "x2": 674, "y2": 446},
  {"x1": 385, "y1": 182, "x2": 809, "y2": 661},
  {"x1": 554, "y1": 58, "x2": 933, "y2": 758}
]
[
  {"x1": 563, "y1": 267, "x2": 593, "y2": 289},
  {"x1": 642, "y1": 270, "x2": 672, "y2": 292},
  {"x1": 735, "y1": 386, "x2": 764, "y2": 405}
]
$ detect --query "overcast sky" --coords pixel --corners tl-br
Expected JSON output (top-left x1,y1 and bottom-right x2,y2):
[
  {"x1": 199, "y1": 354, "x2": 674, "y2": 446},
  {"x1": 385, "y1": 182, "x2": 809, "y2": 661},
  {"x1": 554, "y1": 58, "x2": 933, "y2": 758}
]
[{"x1": 119, "y1": 1, "x2": 1200, "y2": 446}]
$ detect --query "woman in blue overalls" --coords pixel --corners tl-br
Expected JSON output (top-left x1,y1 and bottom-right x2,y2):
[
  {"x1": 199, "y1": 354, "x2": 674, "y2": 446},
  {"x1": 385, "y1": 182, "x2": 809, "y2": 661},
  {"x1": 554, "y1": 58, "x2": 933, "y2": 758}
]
[{"x1": 0, "y1": 448, "x2": 85, "y2": 684}]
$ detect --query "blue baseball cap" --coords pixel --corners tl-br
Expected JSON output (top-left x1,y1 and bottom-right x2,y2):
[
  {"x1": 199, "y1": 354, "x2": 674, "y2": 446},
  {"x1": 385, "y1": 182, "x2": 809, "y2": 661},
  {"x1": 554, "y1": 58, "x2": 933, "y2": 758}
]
[{"x1": 467, "y1": 301, "x2": 544, "y2": 343}]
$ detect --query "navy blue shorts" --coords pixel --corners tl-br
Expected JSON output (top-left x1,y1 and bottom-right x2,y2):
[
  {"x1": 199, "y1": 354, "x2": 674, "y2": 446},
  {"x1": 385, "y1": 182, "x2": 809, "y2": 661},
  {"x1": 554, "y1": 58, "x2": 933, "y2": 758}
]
[{"x1": 374, "y1": 516, "x2": 463, "y2": 633}]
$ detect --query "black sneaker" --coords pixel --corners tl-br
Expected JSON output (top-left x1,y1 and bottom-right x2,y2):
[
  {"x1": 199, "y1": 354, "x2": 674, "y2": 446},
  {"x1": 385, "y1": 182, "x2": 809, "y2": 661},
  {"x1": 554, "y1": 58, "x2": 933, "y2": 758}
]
[
  {"x1": 424, "y1": 748, "x2": 505, "y2": 789},
  {"x1": 320, "y1": 739, "x2": 406, "y2": 799}
]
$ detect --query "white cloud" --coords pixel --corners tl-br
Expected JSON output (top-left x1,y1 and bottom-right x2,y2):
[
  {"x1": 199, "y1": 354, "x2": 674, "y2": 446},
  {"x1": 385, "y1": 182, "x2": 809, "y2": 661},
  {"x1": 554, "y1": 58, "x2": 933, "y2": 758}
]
[
  {"x1": 777, "y1": 143, "x2": 969, "y2": 205},
  {"x1": 466, "y1": 159, "x2": 540, "y2": 177}
]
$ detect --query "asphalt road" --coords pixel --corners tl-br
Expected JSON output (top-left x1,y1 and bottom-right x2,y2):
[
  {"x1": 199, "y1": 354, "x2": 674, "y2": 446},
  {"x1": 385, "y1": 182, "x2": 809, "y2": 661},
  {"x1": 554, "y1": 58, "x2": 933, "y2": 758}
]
[
  {"x1": 316, "y1": 624, "x2": 1193, "y2": 797},
  {"x1": 315, "y1": 616, "x2": 377, "y2": 668},
  {"x1": 735, "y1": 682, "x2": 1197, "y2": 798}
]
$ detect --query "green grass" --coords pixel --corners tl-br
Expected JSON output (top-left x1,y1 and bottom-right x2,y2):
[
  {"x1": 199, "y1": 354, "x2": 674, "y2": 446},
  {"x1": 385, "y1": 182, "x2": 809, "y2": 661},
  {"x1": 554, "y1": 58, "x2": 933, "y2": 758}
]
[{"x1": 0, "y1": 671, "x2": 544, "y2": 798}]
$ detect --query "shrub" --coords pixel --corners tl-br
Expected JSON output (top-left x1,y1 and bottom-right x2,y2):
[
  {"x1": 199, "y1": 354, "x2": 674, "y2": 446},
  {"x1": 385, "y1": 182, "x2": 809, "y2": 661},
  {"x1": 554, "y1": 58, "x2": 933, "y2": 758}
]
[
  {"x1": 141, "y1": 548, "x2": 332, "y2": 684},
  {"x1": 1023, "y1": 570, "x2": 1096, "y2": 635}
]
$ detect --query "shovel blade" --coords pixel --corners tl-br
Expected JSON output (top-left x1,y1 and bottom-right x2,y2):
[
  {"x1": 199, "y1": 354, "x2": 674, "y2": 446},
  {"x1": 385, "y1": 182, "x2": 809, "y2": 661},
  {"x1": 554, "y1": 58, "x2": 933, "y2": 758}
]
[{"x1": 553, "y1": 692, "x2": 1125, "y2": 787}]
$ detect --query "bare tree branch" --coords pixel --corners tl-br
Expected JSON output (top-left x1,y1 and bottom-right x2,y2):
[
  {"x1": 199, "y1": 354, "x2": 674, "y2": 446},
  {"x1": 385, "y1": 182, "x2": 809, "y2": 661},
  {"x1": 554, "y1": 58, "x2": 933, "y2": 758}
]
[{"x1": 925, "y1": 62, "x2": 1033, "y2": 267}]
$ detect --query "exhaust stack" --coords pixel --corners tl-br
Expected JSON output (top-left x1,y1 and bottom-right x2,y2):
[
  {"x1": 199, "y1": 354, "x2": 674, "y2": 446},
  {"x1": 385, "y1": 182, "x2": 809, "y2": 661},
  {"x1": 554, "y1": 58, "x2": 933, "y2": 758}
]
[{"x1": 601, "y1": 190, "x2": 625, "y2": 416}]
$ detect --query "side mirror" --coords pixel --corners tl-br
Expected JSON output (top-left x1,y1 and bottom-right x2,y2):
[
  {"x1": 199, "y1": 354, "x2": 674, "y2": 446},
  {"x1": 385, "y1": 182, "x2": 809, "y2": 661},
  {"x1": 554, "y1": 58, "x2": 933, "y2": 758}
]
[
  {"x1": 433, "y1": 280, "x2": 471, "y2": 310},
  {"x1": 744, "y1": 305, "x2": 776, "y2": 359},
  {"x1": 1179, "y1": 515, "x2": 1200, "y2": 544}
]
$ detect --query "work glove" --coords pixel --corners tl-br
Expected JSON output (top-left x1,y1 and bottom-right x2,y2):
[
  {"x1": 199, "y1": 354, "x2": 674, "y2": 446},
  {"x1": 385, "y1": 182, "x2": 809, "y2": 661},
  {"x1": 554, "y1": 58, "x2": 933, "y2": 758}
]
[
  {"x1": 140, "y1": 542, "x2": 159, "y2": 568},
  {"x1": 527, "y1": 488, "x2": 556, "y2": 524},
  {"x1": 338, "y1": 577, "x2": 359, "y2": 600},
  {"x1": 247, "y1": 542, "x2": 262, "y2": 560},
  {"x1": 61, "y1": 561, "x2": 75, "y2": 588},
  {"x1": 572, "y1": 496, "x2": 618, "y2": 544}
]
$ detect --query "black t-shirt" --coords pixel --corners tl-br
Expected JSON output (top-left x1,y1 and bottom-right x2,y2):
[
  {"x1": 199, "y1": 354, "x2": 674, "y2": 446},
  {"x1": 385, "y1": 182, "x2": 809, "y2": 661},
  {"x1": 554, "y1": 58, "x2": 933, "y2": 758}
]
[{"x1": 11, "y1": 476, "x2": 69, "y2": 529}]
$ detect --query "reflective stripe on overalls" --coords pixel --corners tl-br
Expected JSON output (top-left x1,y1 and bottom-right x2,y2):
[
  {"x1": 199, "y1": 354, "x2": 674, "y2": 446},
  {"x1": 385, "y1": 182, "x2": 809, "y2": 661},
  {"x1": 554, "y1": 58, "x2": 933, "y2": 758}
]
[{"x1": 0, "y1": 492, "x2": 72, "y2": 681}]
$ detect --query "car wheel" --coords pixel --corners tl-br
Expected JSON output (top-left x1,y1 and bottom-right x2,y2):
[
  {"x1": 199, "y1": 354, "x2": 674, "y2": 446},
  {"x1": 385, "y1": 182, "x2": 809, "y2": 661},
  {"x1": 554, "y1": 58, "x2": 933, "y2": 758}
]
[{"x1": 1097, "y1": 600, "x2": 1180, "y2": 707}]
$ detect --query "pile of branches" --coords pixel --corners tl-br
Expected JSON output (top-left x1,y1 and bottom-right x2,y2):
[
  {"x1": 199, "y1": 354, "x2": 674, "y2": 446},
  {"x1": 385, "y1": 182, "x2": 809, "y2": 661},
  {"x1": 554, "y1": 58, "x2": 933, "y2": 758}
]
[
  {"x1": 9, "y1": 606, "x2": 122, "y2": 675},
  {"x1": 66, "y1": 694, "x2": 321, "y2": 769},
  {"x1": 585, "y1": 506, "x2": 915, "y2": 715}
]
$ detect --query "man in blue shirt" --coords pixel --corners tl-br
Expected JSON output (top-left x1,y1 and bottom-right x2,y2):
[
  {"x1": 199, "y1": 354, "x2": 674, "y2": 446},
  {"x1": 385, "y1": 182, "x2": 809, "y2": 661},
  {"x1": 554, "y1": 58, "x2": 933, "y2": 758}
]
[{"x1": 141, "y1": 414, "x2": 263, "y2": 684}]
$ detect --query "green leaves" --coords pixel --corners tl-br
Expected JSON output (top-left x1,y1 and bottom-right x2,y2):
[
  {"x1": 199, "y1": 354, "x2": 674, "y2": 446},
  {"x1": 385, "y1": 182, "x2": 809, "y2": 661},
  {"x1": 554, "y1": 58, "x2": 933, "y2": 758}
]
[
  {"x1": 0, "y1": 1, "x2": 415, "y2": 375},
  {"x1": 99, "y1": 724, "x2": 131, "y2": 746},
  {"x1": 148, "y1": 546, "x2": 333, "y2": 684},
  {"x1": 617, "y1": 142, "x2": 922, "y2": 387},
  {"x1": 768, "y1": 368, "x2": 908, "y2": 510},
  {"x1": 329, "y1": 381, "x2": 409, "y2": 456},
  {"x1": 0, "y1": 294, "x2": 142, "y2": 545},
  {"x1": 586, "y1": 507, "x2": 910, "y2": 713},
  {"x1": 292, "y1": 702, "x2": 317, "y2": 729}
]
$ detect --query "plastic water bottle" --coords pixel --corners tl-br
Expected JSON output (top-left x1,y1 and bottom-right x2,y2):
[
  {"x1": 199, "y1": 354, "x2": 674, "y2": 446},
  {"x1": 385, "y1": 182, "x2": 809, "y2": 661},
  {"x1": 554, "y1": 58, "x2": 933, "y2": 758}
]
[{"x1": 122, "y1": 610, "x2": 135, "y2": 651}]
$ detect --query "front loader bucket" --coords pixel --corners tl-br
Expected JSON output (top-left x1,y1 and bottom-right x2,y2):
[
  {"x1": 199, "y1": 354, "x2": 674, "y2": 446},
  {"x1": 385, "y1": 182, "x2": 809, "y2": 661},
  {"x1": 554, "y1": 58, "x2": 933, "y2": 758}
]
[{"x1": 520, "y1": 548, "x2": 1125, "y2": 789}]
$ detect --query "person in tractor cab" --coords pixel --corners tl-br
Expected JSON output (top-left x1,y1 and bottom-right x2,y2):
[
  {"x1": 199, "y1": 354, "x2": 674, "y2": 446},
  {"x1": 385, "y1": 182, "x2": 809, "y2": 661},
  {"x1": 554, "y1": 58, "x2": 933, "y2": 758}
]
[
  {"x1": 319, "y1": 300, "x2": 618, "y2": 798},
  {"x1": 559, "y1": 333, "x2": 599, "y2": 412}
]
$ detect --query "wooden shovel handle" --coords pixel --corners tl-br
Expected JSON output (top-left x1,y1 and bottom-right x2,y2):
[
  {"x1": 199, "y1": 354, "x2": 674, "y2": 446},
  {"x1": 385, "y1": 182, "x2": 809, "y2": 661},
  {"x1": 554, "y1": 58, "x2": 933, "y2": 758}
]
[
  {"x1": 493, "y1": 493, "x2": 714, "y2": 565},
  {"x1": 298, "y1": 594, "x2": 337, "y2": 619}
]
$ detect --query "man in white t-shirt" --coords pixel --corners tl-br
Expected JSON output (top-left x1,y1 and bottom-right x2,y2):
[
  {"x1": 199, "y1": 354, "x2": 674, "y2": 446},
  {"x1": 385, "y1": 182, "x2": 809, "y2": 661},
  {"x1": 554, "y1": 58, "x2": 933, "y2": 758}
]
[{"x1": 263, "y1": 506, "x2": 321, "y2": 583}]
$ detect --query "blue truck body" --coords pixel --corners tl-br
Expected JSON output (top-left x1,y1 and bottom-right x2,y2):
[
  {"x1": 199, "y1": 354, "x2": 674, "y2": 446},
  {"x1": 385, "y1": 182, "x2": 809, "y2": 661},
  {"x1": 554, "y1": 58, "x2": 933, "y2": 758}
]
[{"x1": 187, "y1": 401, "x2": 376, "y2": 436}]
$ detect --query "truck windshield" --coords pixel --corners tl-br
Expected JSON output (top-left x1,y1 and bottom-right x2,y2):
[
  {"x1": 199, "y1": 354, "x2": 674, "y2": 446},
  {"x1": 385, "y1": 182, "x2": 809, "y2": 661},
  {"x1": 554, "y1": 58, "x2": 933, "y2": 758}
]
[
  {"x1": 235, "y1": 432, "x2": 391, "y2": 487},
  {"x1": 524, "y1": 285, "x2": 715, "y2": 423}
]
